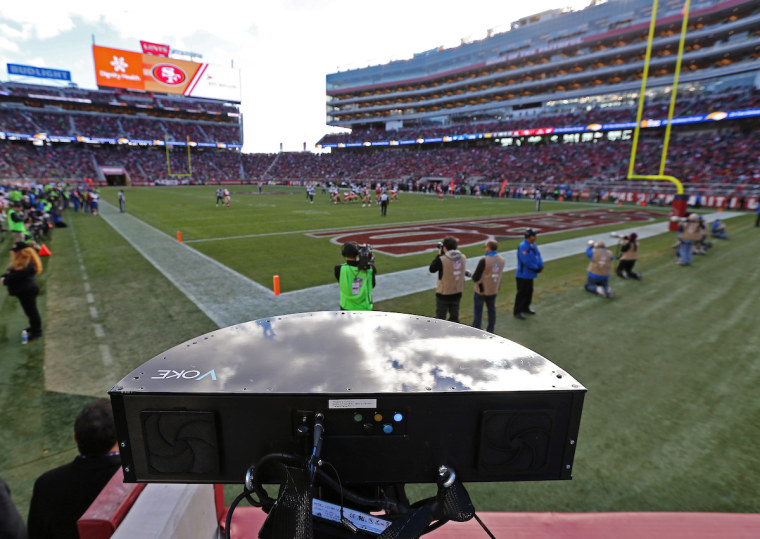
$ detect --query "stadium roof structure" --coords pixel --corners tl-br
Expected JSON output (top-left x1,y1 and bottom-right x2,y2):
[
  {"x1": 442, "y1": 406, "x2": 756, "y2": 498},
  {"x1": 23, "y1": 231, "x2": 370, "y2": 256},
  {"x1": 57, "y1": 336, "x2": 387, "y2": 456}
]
[{"x1": 325, "y1": 0, "x2": 760, "y2": 132}]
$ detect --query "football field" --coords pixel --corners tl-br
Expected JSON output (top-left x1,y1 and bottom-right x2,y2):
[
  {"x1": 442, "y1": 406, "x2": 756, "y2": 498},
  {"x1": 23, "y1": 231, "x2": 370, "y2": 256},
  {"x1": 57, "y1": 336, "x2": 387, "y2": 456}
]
[{"x1": 1, "y1": 185, "x2": 758, "y2": 517}]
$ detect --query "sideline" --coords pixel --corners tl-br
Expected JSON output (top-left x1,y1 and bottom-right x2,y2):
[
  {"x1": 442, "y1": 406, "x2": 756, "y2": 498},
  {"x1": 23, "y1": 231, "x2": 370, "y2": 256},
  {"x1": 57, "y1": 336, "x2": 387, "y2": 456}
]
[{"x1": 99, "y1": 200, "x2": 741, "y2": 328}]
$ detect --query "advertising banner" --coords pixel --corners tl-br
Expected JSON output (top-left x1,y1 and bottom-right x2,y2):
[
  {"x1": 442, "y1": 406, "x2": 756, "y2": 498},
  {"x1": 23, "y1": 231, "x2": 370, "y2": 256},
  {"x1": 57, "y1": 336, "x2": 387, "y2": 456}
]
[
  {"x1": 8, "y1": 63, "x2": 71, "y2": 81},
  {"x1": 92, "y1": 45, "x2": 240, "y2": 102},
  {"x1": 93, "y1": 46, "x2": 144, "y2": 90},
  {"x1": 140, "y1": 41, "x2": 170, "y2": 56}
]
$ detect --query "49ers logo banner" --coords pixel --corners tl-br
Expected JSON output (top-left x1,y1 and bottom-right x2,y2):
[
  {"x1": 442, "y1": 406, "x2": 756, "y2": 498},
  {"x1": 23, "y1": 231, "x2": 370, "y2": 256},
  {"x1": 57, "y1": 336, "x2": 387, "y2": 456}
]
[{"x1": 152, "y1": 64, "x2": 187, "y2": 86}]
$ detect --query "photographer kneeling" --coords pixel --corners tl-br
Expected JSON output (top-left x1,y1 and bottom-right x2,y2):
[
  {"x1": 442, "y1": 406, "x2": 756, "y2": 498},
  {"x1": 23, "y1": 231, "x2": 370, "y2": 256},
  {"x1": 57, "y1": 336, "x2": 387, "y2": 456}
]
[{"x1": 335, "y1": 241, "x2": 376, "y2": 310}]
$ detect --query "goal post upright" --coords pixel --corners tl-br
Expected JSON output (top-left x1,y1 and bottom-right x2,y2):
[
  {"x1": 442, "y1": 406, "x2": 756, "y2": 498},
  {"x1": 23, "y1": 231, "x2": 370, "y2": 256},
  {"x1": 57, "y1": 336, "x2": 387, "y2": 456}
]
[
  {"x1": 627, "y1": 0, "x2": 692, "y2": 228},
  {"x1": 164, "y1": 135, "x2": 193, "y2": 178}
]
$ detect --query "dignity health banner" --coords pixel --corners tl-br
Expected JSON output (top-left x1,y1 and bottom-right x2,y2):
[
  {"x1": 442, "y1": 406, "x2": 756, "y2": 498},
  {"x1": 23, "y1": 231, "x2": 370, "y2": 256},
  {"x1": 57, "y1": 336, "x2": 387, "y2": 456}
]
[{"x1": 92, "y1": 45, "x2": 240, "y2": 102}]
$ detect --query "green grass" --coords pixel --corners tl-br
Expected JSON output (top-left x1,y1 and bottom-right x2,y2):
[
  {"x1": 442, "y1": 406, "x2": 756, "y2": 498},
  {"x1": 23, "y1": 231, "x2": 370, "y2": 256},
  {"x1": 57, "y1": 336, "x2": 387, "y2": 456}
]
[
  {"x1": 1, "y1": 187, "x2": 758, "y2": 518},
  {"x1": 98, "y1": 186, "x2": 672, "y2": 292}
]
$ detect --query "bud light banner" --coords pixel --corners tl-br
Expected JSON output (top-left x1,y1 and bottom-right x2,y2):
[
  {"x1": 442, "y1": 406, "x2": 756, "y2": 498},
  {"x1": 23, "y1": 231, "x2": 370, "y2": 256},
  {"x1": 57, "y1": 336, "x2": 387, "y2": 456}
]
[
  {"x1": 92, "y1": 45, "x2": 240, "y2": 102},
  {"x1": 8, "y1": 63, "x2": 71, "y2": 81}
]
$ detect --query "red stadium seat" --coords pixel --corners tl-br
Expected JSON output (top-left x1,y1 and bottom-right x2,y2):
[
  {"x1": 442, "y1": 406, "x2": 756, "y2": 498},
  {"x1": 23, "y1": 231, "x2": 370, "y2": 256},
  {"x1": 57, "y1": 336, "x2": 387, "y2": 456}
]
[{"x1": 76, "y1": 469, "x2": 146, "y2": 539}]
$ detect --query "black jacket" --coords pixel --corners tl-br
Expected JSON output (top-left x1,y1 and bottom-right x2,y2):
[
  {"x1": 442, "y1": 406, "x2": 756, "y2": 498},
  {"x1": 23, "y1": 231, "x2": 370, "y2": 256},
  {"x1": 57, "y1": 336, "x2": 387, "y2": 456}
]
[
  {"x1": 27, "y1": 454, "x2": 121, "y2": 539},
  {"x1": 3, "y1": 261, "x2": 39, "y2": 297},
  {"x1": 0, "y1": 477, "x2": 26, "y2": 539}
]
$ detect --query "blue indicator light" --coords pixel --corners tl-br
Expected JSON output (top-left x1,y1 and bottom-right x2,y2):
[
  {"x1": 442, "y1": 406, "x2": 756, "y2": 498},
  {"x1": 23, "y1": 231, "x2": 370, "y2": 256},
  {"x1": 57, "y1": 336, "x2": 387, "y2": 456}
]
[
  {"x1": 393, "y1": 413, "x2": 403, "y2": 422},
  {"x1": 382, "y1": 424, "x2": 393, "y2": 434}
]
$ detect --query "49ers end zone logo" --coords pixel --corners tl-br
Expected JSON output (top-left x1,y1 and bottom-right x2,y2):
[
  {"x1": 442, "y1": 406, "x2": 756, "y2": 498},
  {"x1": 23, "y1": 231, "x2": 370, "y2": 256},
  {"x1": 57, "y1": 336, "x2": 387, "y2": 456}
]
[{"x1": 310, "y1": 209, "x2": 667, "y2": 256}]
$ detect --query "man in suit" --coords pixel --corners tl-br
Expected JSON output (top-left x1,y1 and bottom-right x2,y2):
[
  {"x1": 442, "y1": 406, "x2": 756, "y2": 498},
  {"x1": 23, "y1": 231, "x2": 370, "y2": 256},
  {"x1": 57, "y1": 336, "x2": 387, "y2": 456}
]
[{"x1": 27, "y1": 400, "x2": 121, "y2": 539}]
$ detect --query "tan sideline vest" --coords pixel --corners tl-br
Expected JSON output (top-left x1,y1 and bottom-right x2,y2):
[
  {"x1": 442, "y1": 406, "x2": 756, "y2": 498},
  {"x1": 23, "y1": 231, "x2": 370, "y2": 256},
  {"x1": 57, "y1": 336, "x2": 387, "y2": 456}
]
[
  {"x1": 436, "y1": 254, "x2": 466, "y2": 295},
  {"x1": 619, "y1": 241, "x2": 638, "y2": 261},
  {"x1": 680, "y1": 221, "x2": 701, "y2": 241},
  {"x1": 587, "y1": 248, "x2": 613, "y2": 276},
  {"x1": 474, "y1": 255, "x2": 505, "y2": 296}
]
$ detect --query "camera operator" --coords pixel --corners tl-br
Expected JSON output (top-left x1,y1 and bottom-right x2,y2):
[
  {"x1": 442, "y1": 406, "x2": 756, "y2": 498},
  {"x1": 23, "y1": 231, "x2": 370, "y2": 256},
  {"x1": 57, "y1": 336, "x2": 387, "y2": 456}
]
[
  {"x1": 7, "y1": 201, "x2": 29, "y2": 243},
  {"x1": 334, "y1": 241, "x2": 376, "y2": 310},
  {"x1": 615, "y1": 233, "x2": 642, "y2": 280},
  {"x1": 429, "y1": 236, "x2": 468, "y2": 322}
]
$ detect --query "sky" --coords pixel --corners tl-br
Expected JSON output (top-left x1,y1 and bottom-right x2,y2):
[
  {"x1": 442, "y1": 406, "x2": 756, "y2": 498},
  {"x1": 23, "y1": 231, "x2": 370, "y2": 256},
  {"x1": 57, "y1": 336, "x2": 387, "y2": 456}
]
[{"x1": 0, "y1": 0, "x2": 592, "y2": 154}]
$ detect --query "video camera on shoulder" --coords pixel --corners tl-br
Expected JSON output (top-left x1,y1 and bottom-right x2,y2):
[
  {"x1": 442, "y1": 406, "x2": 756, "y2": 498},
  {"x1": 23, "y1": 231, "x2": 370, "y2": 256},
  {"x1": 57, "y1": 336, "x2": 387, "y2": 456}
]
[{"x1": 358, "y1": 244, "x2": 374, "y2": 270}]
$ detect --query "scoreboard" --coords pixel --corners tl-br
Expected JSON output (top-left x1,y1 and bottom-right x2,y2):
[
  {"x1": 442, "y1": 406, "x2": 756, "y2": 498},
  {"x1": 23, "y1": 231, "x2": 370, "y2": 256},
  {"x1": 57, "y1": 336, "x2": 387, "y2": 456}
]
[{"x1": 92, "y1": 45, "x2": 240, "y2": 102}]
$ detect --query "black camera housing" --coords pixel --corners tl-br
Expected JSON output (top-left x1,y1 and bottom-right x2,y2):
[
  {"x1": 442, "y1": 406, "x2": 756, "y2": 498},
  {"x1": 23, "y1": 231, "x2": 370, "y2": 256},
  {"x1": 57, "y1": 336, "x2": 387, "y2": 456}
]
[{"x1": 358, "y1": 244, "x2": 374, "y2": 271}]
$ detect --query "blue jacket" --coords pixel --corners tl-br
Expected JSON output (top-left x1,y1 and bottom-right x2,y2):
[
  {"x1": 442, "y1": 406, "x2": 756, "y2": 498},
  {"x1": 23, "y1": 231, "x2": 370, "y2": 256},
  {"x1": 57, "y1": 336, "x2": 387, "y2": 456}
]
[{"x1": 516, "y1": 239, "x2": 543, "y2": 279}]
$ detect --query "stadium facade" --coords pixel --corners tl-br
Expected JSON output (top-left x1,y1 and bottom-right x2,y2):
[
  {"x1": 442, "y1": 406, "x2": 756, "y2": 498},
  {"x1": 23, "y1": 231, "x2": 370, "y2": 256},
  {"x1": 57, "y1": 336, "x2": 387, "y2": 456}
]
[{"x1": 322, "y1": 0, "x2": 759, "y2": 141}]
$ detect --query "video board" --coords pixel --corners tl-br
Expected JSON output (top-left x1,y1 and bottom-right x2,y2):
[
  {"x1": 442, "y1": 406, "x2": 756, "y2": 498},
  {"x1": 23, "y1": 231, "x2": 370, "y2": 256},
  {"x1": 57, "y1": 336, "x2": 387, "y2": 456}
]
[{"x1": 92, "y1": 45, "x2": 240, "y2": 102}]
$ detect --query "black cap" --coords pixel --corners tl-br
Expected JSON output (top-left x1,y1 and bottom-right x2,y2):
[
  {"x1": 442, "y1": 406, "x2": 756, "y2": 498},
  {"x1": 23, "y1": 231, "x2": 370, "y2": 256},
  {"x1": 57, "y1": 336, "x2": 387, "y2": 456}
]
[
  {"x1": 11, "y1": 241, "x2": 29, "y2": 252},
  {"x1": 524, "y1": 229, "x2": 537, "y2": 238},
  {"x1": 341, "y1": 242, "x2": 359, "y2": 258}
]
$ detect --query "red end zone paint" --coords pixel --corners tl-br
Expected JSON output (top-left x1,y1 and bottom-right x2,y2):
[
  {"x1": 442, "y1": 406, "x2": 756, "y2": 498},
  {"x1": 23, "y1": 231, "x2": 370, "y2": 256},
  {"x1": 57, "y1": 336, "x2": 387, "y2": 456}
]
[{"x1": 309, "y1": 209, "x2": 667, "y2": 256}]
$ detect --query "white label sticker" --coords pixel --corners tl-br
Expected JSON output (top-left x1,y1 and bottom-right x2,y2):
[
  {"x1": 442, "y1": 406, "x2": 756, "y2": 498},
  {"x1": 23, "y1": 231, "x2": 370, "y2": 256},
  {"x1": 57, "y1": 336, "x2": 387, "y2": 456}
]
[
  {"x1": 328, "y1": 399, "x2": 376, "y2": 409},
  {"x1": 312, "y1": 498, "x2": 391, "y2": 534}
]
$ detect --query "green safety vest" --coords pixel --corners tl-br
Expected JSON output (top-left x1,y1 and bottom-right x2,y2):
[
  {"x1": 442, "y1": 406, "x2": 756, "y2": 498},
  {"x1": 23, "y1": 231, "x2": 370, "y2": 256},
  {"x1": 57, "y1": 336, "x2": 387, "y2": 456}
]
[
  {"x1": 339, "y1": 264, "x2": 373, "y2": 311},
  {"x1": 8, "y1": 209, "x2": 28, "y2": 234}
]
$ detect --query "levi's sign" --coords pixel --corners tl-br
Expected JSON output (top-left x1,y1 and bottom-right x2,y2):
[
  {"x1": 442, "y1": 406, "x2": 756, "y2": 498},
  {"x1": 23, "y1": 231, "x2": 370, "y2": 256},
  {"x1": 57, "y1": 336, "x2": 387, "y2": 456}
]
[{"x1": 140, "y1": 40, "x2": 170, "y2": 57}]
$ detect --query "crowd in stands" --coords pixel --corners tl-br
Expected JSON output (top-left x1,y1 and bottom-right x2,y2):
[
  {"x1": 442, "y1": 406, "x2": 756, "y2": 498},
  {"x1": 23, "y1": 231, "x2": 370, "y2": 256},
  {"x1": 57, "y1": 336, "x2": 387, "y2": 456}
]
[
  {"x1": 319, "y1": 87, "x2": 760, "y2": 145},
  {"x1": 4, "y1": 126, "x2": 757, "y2": 196},
  {"x1": 0, "y1": 108, "x2": 242, "y2": 144},
  {"x1": 1, "y1": 82, "x2": 243, "y2": 145},
  {"x1": 0, "y1": 109, "x2": 38, "y2": 133},
  {"x1": 0, "y1": 144, "x2": 98, "y2": 180},
  {"x1": 73, "y1": 114, "x2": 120, "y2": 139},
  {"x1": 118, "y1": 117, "x2": 168, "y2": 140},
  {"x1": 1, "y1": 81, "x2": 241, "y2": 115}
]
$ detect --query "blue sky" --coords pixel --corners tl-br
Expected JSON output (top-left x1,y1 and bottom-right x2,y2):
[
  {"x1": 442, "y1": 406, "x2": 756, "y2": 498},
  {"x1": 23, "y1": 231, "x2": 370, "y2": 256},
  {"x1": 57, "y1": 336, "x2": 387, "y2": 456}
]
[{"x1": 1, "y1": 1, "x2": 590, "y2": 153}]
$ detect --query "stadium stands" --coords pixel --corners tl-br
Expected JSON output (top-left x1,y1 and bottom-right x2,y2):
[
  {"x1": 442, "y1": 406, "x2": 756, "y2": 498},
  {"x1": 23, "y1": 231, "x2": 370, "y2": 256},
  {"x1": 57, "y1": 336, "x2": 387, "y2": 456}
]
[
  {"x1": 324, "y1": 0, "x2": 759, "y2": 130},
  {"x1": 0, "y1": 80, "x2": 242, "y2": 145},
  {"x1": 1, "y1": 0, "x2": 758, "y2": 203},
  {"x1": 317, "y1": 88, "x2": 760, "y2": 146},
  {"x1": 2, "y1": 127, "x2": 759, "y2": 199}
]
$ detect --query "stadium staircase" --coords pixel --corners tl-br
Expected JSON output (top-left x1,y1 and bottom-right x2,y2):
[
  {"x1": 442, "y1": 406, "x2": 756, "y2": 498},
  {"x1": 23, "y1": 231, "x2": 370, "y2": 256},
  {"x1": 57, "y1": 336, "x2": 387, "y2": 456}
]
[{"x1": 262, "y1": 152, "x2": 280, "y2": 179}]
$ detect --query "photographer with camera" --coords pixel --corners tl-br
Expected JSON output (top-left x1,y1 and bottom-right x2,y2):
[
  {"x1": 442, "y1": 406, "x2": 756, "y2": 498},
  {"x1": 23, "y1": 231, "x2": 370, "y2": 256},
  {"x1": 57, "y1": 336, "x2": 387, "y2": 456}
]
[
  {"x1": 613, "y1": 232, "x2": 642, "y2": 280},
  {"x1": 334, "y1": 241, "x2": 376, "y2": 310},
  {"x1": 584, "y1": 240, "x2": 615, "y2": 298},
  {"x1": 676, "y1": 213, "x2": 702, "y2": 266},
  {"x1": 429, "y1": 236, "x2": 468, "y2": 323},
  {"x1": 471, "y1": 239, "x2": 505, "y2": 333}
]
